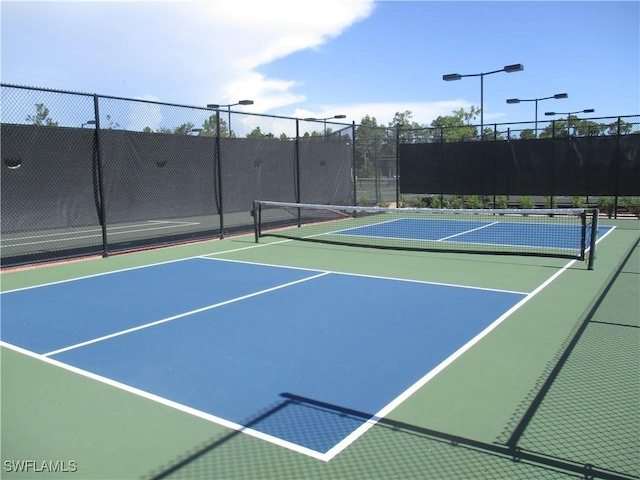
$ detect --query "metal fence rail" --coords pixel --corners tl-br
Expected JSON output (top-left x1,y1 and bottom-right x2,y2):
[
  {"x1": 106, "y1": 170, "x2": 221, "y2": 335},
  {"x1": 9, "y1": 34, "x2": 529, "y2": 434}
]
[
  {"x1": 1, "y1": 83, "x2": 638, "y2": 267},
  {"x1": 0, "y1": 84, "x2": 355, "y2": 267}
]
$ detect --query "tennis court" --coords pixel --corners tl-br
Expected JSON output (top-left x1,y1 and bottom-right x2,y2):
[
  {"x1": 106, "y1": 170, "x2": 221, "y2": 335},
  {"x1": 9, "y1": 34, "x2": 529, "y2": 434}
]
[
  {"x1": 1, "y1": 212, "x2": 638, "y2": 479},
  {"x1": 0, "y1": 218, "x2": 210, "y2": 260}
]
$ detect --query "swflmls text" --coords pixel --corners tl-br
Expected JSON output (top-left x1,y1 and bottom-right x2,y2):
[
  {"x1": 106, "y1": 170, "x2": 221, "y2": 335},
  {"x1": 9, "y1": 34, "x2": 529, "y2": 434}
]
[{"x1": 3, "y1": 460, "x2": 78, "y2": 473}]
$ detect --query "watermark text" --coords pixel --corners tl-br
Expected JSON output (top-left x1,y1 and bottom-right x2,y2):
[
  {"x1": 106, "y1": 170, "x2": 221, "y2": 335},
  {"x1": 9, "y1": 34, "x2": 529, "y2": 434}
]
[{"x1": 3, "y1": 460, "x2": 78, "y2": 474}]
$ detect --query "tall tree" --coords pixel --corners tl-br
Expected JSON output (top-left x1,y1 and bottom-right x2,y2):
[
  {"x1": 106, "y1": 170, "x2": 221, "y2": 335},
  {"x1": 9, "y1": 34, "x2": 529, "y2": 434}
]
[
  {"x1": 355, "y1": 115, "x2": 385, "y2": 176},
  {"x1": 430, "y1": 107, "x2": 479, "y2": 141},
  {"x1": 389, "y1": 110, "x2": 431, "y2": 144},
  {"x1": 606, "y1": 119, "x2": 634, "y2": 136},
  {"x1": 200, "y1": 114, "x2": 229, "y2": 137},
  {"x1": 517, "y1": 128, "x2": 536, "y2": 140},
  {"x1": 173, "y1": 122, "x2": 195, "y2": 135},
  {"x1": 26, "y1": 103, "x2": 58, "y2": 126},
  {"x1": 246, "y1": 126, "x2": 268, "y2": 139}
]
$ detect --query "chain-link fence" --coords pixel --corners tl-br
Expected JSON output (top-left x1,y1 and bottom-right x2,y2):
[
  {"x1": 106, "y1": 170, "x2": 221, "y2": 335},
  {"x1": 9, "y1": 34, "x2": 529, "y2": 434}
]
[
  {"x1": 397, "y1": 116, "x2": 640, "y2": 213},
  {"x1": 353, "y1": 126, "x2": 398, "y2": 206},
  {"x1": 0, "y1": 84, "x2": 354, "y2": 267},
  {"x1": 401, "y1": 115, "x2": 640, "y2": 143},
  {"x1": 2, "y1": 83, "x2": 638, "y2": 267}
]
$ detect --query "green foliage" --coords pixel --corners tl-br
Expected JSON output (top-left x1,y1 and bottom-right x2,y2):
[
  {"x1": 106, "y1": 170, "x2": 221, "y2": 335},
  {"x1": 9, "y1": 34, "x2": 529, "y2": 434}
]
[
  {"x1": 483, "y1": 126, "x2": 505, "y2": 141},
  {"x1": 495, "y1": 196, "x2": 509, "y2": 209},
  {"x1": 430, "y1": 195, "x2": 446, "y2": 208},
  {"x1": 606, "y1": 119, "x2": 634, "y2": 135},
  {"x1": 246, "y1": 126, "x2": 267, "y2": 139},
  {"x1": 357, "y1": 162, "x2": 376, "y2": 179},
  {"x1": 200, "y1": 114, "x2": 229, "y2": 137},
  {"x1": 430, "y1": 107, "x2": 480, "y2": 142},
  {"x1": 173, "y1": 122, "x2": 195, "y2": 135},
  {"x1": 449, "y1": 195, "x2": 464, "y2": 209},
  {"x1": 414, "y1": 196, "x2": 428, "y2": 208},
  {"x1": 518, "y1": 129, "x2": 536, "y2": 140},
  {"x1": 519, "y1": 196, "x2": 535, "y2": 209},
  {"x1": 466, "y1": 195, "x2": 484, "y2": 209},
  {"x1": 358, "y1": 194, "x2": 371, "y2": 206},
  {"x1": 571, "y1": 196, "x2": 587, "y2": 208},
  {"x1": 598, "y1": 196, "x2": 615, "y2": 218},
  {"x1": 621, "y1": 197, "x2": 640, "y2": 218},
  {"x1": 540, "y1": 115, "x2": 609, "y2": 138},
  {"x1": 26, "y1": 103, "x2": 58, "y2": 126},
  {"x1": 544, "y1": 196, "x2": 557, "y2": 208}
]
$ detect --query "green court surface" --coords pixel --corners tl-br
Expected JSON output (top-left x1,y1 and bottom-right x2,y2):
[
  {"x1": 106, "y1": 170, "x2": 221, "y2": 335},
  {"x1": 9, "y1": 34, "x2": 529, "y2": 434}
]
[{"x1": 1, "y1": 218, "x2": 638, "y2": 480}]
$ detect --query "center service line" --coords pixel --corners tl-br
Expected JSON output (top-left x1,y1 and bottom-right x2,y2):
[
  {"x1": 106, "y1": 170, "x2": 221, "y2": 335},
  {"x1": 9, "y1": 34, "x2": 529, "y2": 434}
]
[{"x1": 43, "y1": 271, "x2": 330, "y2": 357}]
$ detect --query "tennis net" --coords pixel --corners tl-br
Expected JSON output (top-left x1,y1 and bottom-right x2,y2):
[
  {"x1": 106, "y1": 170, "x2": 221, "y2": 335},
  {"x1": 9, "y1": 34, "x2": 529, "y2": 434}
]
[{"x1": 253, "y1": 201, "x2": 600, "y2": 269}]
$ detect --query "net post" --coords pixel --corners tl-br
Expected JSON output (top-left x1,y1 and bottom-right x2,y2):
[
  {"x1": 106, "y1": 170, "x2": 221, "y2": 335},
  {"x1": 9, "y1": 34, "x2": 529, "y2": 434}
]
[
  {"x1": 587, "y1": 208, "x2": 599, "y2": 270},
  {"x1": 253, "y1": 201, "x2": 260, "y2": 243}
]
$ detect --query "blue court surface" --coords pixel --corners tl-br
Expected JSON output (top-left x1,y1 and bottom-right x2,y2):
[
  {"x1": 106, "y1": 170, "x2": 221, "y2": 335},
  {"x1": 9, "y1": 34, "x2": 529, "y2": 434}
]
[
  {"x1": 333, "y1": 218, "x2": 611, "y2": 250},
  {"x1": 1, "y1": 258, "x2": 529, "y2": 459}
]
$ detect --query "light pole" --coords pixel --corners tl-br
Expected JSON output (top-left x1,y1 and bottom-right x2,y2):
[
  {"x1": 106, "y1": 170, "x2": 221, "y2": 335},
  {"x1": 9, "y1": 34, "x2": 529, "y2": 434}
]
[
  {"x1": 545, "y1": 109, "x2": 594, "y2": 137},
  {"x1": 443, "y1": 63, "x2": 523, "y2": 140},
  {"x1": 506, "y1": 93, "x2": 568, "y2": 137},
  {"x1": 206, "y1": 99, "x2": 254, "y2": 136},
  {"x1": 303, "y1": 114, "x2": 347, "y2": 139},
  {"x1": 81, "y1": 120, "x2": 96, "y2": 128}
]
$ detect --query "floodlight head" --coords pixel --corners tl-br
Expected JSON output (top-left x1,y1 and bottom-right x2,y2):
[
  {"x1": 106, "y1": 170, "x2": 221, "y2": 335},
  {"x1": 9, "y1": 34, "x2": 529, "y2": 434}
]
[
  {"x1": 545, "y1": 112, "x2": 557, "y2": 116},
  {"x1": 238, "y1": 100, "x2": 254, "y2": 106},
  {"x1": 206, "y1": 104, "x2": 220, "y2": 109},
  {"x1": 554, "y1": 93, "x2": 568, "y2": 99},
  {"x1": 303, "y1": 117, "x2": 317, "y2": 121},
  {"x1": 506, "y1": 98, "x2": 520, "y2": 104},
  {"x1": 583, "y1": 108, "x2": 595, "y2": 113},
  {"x1": 443, "y1": 73, "x2": 462, "y2": 81},
  {"x1": 333, "y1": 115, "x2": 347, "y2": 119},
  {"x1": 504, "y1": 63, "x2": 524, "y2": 73}
]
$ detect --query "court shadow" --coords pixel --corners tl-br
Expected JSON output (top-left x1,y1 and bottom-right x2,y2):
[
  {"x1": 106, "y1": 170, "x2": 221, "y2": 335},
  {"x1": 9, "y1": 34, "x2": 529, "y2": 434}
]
[{"x1": 144, "y1": 391, "x2": 627, "y2": 480}]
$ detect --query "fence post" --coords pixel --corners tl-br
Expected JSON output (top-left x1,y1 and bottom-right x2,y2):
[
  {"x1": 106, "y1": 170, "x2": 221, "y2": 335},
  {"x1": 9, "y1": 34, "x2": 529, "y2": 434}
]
[
  {"x1": 352, "y1": 121, "x2": 357, "y2": 207},
  {"x1": 295, "y1": 119, "x2": 301, "y2": 204},
  {"x1": 374, "y1": 133, "x2": 380, "y2": 204},
  {"x1": 615, "y1": 117, "x2": 621, "y2": 218},
  {"x1": 395, "y1": 125, "x2": 401, "y2": 207},
  {"x1": 439, "y1": 127, "x2": 444, "y2": 207},
  {"x1": 216, "y1": 109, "x2": 224, "y2": 238},
  {"x1": 93, "y1": 95, "x2": 109, "y2": 258}
]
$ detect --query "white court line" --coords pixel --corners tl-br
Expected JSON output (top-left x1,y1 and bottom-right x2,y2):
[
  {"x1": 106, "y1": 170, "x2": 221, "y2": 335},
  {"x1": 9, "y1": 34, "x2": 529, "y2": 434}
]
[
  {"x1": 1, "y1": 238, "x2": 293, "y2": 294},
  {"x1": 322, "y1": 255, "x2": 581, "y2": 461},
  {"x1": 1, "y1": 221, "x2": 201, "y2": 249},
  {"x1": 436, "y1": 221, "x2": 499, "y2": 241},
  {"x1": 5, "y1": 221, "x2": 200, "y2": 242},
  {"x1": 0, "y1": 341, "x2": 329, "y2": 462},
  {"x1": 0, "y1": 255, "x2": 579, "y2": 462},
  {"x1": 42, "y1": 271, "x2": 330, "y2": 357},
  {"x1": 1, "y1": 225, "x2": 617, "y2": 461},
  {"x1": 327, "y1": 217, "x2": 401, "y2": 236},
  {"x1": 202, "y1": 256, "x2": 528, "y2": 296}
]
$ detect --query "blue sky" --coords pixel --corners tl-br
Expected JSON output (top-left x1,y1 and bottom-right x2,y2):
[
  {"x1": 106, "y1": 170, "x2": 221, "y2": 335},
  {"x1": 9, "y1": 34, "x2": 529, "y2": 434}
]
[{"x1": 1, "y1": 0, "x2": 638, "y2": 129}]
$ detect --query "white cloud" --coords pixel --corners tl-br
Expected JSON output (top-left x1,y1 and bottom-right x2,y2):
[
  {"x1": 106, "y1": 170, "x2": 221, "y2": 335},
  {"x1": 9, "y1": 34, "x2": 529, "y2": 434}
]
[
  {"x1": 222, "y1": 73, "x2": 307, "y2": 112},
  {"x1": 206, "y1": 1, "x2": 374, "y2": 70},
  {"x1": 1, "y1": 0, "x2": 375, "y2": 114},
  {"x1": 199, "y1": 0, "x2": 375, "y2": 108}
]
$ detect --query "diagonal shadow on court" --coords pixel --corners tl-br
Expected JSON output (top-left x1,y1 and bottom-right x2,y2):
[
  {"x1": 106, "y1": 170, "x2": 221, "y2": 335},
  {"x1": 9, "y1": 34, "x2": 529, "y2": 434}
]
[{"x1": 145, "y1": 391, "x2": 634, "y2": 480}]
